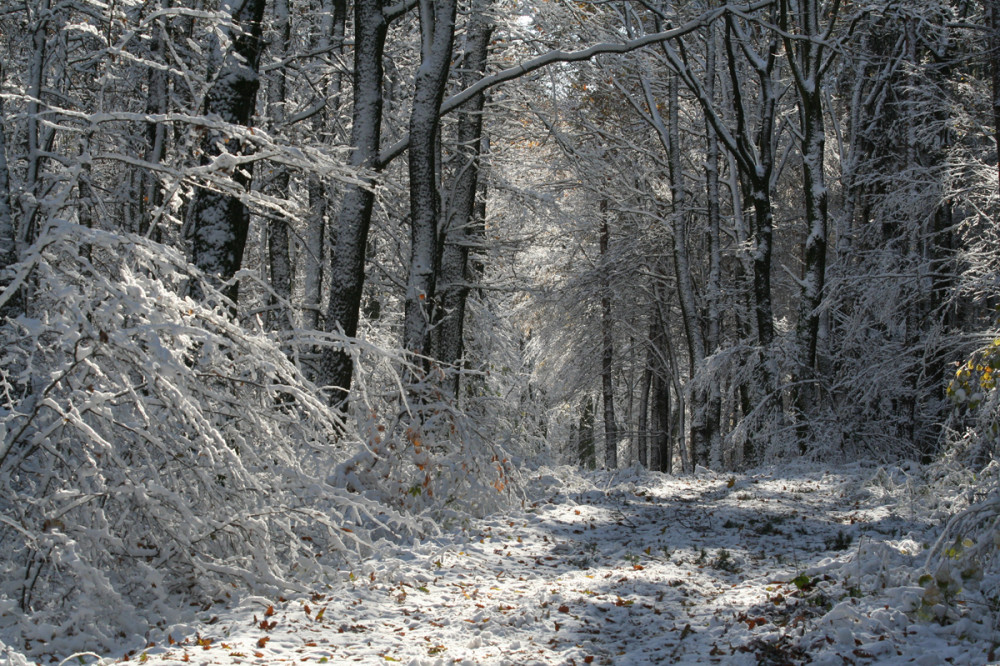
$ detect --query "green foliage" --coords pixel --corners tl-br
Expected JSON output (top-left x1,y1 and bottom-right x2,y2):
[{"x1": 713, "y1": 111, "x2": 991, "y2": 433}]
[{"x1": 824, "y1": 530, "x2": 853, "y2": 551}]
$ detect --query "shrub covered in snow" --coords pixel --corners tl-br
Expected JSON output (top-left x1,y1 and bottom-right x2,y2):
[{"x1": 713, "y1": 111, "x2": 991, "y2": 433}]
[{"x1": 0, "y1": 223, "x2": 424, "y2": 655}]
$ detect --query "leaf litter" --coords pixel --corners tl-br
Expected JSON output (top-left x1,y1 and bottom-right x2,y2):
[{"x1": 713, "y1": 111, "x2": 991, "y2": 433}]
[{"x1": 5, "y1": 462, "x2": 997, "y2": 665}]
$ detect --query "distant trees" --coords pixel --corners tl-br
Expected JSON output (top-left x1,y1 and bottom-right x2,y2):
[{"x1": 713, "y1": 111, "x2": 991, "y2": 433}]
[
  {"x1": 525, "y1": 0, "x2": 995, "y2": 470},
  {"x1": 0, "y1": 0, "x2": 994, "y2": 466}
]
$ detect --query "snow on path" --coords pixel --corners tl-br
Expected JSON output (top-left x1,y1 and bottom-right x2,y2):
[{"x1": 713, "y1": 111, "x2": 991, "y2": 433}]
[{"x1": 52, "y1": 465, "x2": 996, "y2": 665}]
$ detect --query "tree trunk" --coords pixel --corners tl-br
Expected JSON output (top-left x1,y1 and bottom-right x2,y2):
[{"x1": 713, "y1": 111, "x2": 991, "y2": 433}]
[
  {"x1": 318, "y1": 0, "x2": 390, "y2": 406},
  {"x1": 402, "y1": 0, "x2": 458, "y2": 373},
  {"x1": 139, "y1": 0, "x2": 169, "y2": 239},
  {"x1": 303, "y1": 0, "x2": 346, "y2": 334},
  {"x1": 782, "y1": 0, "x2": 833, "y2": 451},
  {"x1": 703, "y1": 19, "x2": 723, "y2": 464},
  {"x1": 579, "y1": 395, "x2": 596, "y2": 469},
  {"x1": 665, "y1": 73, "x2": 709, "y2": 467},
  {"x1": 433, "y1": 5, "x2": 493, "y2": 397},
  {"x1": 265, "y1": 0, "x2": 294, "y2": 331},
  {"x1": 989, "y1": 0, "x2": 1000, "y2": 193},
  {"x1": 637, "y1": 360, "x2": 652, "y2": 468},
  {"x1": 188, "y1": 0, "x2": 268, "y2": 305},
  {"x1": 0, "y1": 71, "x2": 17, "y2": 319},
  {"x1": 21, "y1": 0, "x2": 51, "y2": 249},
  {"x1": 600, "y1": 213, "x2": 618, "y2": 469}
]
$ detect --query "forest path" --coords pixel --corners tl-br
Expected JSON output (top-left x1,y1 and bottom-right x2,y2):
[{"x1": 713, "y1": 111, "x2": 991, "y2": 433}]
[{"x1": 101, "y1": 465, "x2": 990, "y2": 665}]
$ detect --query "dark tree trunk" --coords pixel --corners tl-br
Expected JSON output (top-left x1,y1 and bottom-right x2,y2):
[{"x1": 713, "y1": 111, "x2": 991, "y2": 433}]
[
  {"x1": 402, "y1": 0, "x2": 458, "y2": 373},
  {"x1": 139, "y1": 0, "x2": 169, "y2": 239},
  {"x1": 578, "y1": 395, "x2": 596, "y2": 470},
  {"x1": 600, "y1": 213, "x2": 618, "y2": 469},
  {"x1": 0, "y1": 72, "x2": 17, "y2": 319},
  {"x1": 303, "y1": 0, "x2": 346, "y2": 334},
  {"x1": 188, "y1": 0, "x2": 268, "y2": 305},
  {"x1": 989, "y1": 0, "x2": 1000, "y2": 193},
  {"x1": 265, "y1": 0, "x2": 294, "y2": 331},
  {"x1": 782, "y1": 0, "x2": 835, "y2": 452},
  {"x1": 637, "y1": 361, "x2": 652, "y2": 469},
  {"x1": 318, "y1": 0, "x2": 390, "y2": 406},
  {"x1": 433, "y1": 6, "x2": 493, "y2": 397}
]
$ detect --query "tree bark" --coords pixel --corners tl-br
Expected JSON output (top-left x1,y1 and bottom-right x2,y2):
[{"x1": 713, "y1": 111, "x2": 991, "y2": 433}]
[
  {"x1": 303, "y1": 0, "x2": 347, "y2": 334},
  {"x1": 579, "y1": 395, "x2": 596, "y2": 469},
  {"x1": 988, "y1": 0, "x2": 1000, "y2": 193},
  {"x1": 318, "y1": 0, "x2": 390, "y2": 406},
  {"x1": 265, "y1": 0, "x2": 294, "y2": 331},
  {"x1": 600, "y1": 213, "x2": 618, "y2": 469},
  {"x1": 0, "y1": 70, "x2": 17, "y2": 319},
  {"x1": 188, "y1": 0, "x2": 268, "y2": 305},
  {"x1": 782, "y1": 0, "x2": 835, "y2": 450},
  {"x1": 402, "y1": 0, "x2": 458, "y2": 372},
  {"x1": 433, "y1": 5, "x2": 493, "y2": 397}
]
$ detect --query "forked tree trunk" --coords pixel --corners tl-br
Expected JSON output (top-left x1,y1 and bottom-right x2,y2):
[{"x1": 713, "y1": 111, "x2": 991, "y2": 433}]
[
  {"x1": 402, "y1": 0, "x2": 458, "y2": 376},
  {"x1": 433, "y1": 5, "x2": 493, "y2": 397}
]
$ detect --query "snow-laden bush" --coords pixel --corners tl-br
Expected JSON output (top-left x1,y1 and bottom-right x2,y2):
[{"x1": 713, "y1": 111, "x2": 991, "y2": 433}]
[
  {"x1": 330, "y1": 296, "x2": 539, "y2": 522},
  {"x1": 0, "y1": 222, "x2": 419, "y2": 655}
]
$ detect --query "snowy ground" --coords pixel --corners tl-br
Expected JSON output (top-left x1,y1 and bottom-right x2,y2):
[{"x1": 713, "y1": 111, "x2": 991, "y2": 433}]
[{"x1": 5, "y1": 464, "x2": 998, "y2": 665}]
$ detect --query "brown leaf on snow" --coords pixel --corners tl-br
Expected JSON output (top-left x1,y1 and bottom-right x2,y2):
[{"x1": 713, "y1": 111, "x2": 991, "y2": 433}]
[
  {"x1": 256, "y1": 637, "x2": 270, "y2": 649},
  {"x1": 558, "y1": 605, "x2": 570, "y2": 613}
]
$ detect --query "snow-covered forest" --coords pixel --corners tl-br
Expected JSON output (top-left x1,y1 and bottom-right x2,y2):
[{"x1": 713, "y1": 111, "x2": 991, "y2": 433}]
[{"x1": 0, "y1": 0, "x2": 999, "y2": 662}]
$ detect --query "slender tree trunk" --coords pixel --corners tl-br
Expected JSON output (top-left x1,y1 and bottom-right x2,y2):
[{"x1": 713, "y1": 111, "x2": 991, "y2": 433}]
[
  {"x1": 579, "y1": 395, "x2": 596, "y2": 469},
  {"x1": 988, "y1": 0, "x2": 1000, "y2": 193},
  {"x1": 265, "y1": 0, "x2": 294, "y2": 331},
  {"x1": 600, "y1": 213, "x2": 618, "y2": 469},
  {"x1": 402, "y1": 0, "x2": 457, "y2": 371},
  {"x1": 703, "y1": 19, "x2": 723, "y2": 464},
  {"x1": 637, "y1": 360, "x2": 652, "y2": 468},
  {"x1": 433, "y1": 6, "x2": 493, "y2": 397},
  {"x1": 0, "y1": 73, "x2": 17, "y2": 319},
  {"x1": 318, "y1": 0, "x2": 389, "y2": 406},
  {"x1": 303, "y1": 0, "x2": 346, "y2": 334},
  {"x1": 782, "y1": 0, "x2": 834, "y2": 452},
  {"x1": 139, "y1": 0, "x2": 169, "y2": 238},
  {"x1": 22, "y1": 0, "x2": 51, "y2": 249},
  {"x1": 188, "y1": 0, "x2": 268, "y2": 305},
  {"x1": 665, "y1": 73, "x2": 709, "y2": 467}
]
